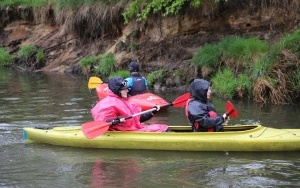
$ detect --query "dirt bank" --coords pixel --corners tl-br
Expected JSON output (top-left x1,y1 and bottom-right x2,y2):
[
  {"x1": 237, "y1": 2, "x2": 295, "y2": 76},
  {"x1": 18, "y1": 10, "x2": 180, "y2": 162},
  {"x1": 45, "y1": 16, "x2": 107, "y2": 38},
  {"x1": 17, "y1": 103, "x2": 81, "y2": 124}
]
[{"x1": 1, "y1": 1, "x2": 299, "y2": 90}]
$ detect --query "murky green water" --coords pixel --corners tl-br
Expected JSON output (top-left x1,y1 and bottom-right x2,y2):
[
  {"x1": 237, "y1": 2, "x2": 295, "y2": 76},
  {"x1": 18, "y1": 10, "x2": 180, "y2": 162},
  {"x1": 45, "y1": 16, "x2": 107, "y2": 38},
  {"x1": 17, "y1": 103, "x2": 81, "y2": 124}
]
[{"x1": 1, "y1": 67, "x2": 300, "y2": 187}]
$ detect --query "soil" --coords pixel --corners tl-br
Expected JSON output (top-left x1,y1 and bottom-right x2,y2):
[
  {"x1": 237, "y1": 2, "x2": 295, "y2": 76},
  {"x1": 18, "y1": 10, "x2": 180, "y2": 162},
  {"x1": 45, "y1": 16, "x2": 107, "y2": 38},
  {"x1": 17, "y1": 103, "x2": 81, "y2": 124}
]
[{"x1": 1, "y1": 1, "x2": 300, "y2": 91}]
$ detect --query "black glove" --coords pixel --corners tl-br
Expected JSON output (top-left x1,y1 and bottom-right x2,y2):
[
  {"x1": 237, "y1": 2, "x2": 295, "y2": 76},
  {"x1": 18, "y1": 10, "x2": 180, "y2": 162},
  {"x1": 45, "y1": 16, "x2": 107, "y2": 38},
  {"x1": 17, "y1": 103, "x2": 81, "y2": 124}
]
[
  {"x1": 111, "y1": 116, "x2": 123, "y2": 125},
  {"x1": 152, "y1": 106, "x2": 158, "y2": 114}
]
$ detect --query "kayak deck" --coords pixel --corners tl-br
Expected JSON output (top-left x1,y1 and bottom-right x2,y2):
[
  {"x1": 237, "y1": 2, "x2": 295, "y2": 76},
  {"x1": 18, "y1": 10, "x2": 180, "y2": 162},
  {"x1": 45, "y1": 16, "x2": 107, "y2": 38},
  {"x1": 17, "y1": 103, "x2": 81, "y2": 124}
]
[{"x1": 23, "y1": 125, "x2": 300, "y2": 151}]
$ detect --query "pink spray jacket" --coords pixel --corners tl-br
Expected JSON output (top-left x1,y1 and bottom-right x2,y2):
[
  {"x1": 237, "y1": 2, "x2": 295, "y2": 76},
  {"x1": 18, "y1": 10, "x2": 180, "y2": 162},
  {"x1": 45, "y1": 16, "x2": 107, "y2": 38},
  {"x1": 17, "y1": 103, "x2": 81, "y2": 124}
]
[{"x1": 91, "y1": 90, "x2": 168, "y2": 132}]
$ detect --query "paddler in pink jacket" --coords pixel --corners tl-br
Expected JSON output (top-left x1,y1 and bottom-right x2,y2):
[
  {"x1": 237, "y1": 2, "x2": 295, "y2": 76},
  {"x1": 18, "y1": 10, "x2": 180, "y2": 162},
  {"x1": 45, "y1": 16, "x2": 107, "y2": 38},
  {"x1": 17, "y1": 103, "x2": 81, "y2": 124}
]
[{"x1": 91, "y1": 77, "x2": 169, "y2": 132}]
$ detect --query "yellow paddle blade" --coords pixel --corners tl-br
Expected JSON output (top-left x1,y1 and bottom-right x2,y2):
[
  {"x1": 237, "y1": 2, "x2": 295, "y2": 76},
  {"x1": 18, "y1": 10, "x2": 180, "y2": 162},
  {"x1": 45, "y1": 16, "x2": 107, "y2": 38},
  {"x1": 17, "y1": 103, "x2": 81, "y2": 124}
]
[{"x1": 88, "y1": 77, "x2": 103, "y2": 89}]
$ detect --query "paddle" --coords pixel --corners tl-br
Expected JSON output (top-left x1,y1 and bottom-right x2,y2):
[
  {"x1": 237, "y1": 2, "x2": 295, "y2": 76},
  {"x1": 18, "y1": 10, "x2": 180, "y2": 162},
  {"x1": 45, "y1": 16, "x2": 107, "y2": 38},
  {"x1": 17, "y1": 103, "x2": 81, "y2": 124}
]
[
  {"x1": 225, "y1": 101, "x2": 238, "y2": 118},
  {"x1": 81, "y1": 92, "x2": 191, "y2": 139},
  {"x1": 88, "y1": 76, "x2": 103, "y2": 89}
]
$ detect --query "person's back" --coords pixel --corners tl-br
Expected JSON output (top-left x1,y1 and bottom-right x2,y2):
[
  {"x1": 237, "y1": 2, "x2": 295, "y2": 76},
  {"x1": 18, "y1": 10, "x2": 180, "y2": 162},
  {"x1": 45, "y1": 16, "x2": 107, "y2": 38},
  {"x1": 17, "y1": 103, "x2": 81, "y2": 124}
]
[{"x1": 125, "y1": 61, "x2": 148, "y2": 96}]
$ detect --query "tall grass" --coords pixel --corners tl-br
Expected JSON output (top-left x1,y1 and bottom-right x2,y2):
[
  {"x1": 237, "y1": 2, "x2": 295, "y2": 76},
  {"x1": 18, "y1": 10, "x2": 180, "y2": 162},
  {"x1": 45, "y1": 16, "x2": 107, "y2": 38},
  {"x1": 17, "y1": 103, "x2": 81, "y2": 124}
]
[
  {"x1": 220, "y1": 36, "x2": 268, "y2": 63},
  {"x1": 0, "y1": 0, "x2": 49, "y2": 7},
  {"x1": 192, "y1": 43, "x2": 221, "y2": 68},
  {"x1": 109, "y1": 70, "x2": 130, "y2": 79},
  {"x1": 17, "y1": 45, "x2": 37, "y2": 59},
  {"x1": 0, "y1": 48, "x2": 13, "y2": 66},
  {"x1": 94, "y1": 53, "x2": 116, "y2": 76},
  {"x1": 211, "y1": 68, "x2": 252, "y2": 98},
  {"x1": 211, "y1": 69, "x2": 237, "y2": 98}
]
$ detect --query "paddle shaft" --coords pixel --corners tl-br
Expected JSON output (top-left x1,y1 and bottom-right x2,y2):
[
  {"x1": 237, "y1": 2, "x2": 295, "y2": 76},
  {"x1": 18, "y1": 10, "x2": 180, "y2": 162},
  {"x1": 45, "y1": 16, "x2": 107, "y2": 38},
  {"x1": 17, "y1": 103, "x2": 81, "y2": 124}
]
[{"x1": 123, "y1": 102, "x2": 173, "y2": 120}]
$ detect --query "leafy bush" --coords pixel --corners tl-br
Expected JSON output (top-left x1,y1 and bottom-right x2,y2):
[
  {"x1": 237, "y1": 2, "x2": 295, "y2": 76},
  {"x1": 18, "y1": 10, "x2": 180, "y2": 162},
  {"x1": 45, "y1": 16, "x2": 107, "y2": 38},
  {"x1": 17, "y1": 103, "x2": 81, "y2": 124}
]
[
  {"x1": 0, "y1": 48, "x2": 13, "y2": 66},
  {"x1": 94, "y1": 53, "x2": 116, "y2": 76},
  {"x1": 123, "y1": 0, "x2": 204, "y2": 23},
  {"x1": 147, "y1": 69, "x2": 164, "y2": 86}
]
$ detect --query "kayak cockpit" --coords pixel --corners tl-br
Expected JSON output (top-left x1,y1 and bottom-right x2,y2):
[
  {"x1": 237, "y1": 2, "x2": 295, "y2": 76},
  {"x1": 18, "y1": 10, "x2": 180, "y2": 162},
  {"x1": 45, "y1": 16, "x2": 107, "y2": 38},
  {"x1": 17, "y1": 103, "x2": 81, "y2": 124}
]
[{"x1": 168, "y1": 125, "x2": 259, "y2": 132}]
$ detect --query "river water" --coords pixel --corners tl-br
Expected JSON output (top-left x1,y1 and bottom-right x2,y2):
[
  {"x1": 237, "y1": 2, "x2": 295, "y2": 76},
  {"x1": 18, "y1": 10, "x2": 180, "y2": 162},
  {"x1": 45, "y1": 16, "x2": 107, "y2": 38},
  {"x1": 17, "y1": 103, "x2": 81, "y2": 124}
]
[{"x1": 1, "y1": 67, "x2": 300, "y2": 188}]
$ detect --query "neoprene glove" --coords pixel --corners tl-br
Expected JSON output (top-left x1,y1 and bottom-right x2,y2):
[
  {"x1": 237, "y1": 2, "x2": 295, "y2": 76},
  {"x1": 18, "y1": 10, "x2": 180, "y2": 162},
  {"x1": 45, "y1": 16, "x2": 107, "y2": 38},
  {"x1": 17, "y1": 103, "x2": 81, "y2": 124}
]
[
  {"x1": 111, "y1": 116, "x2": 123, "y2": 125},
  {"x1": 152, "y1": 106, "x2": 160, "y2": 114}
]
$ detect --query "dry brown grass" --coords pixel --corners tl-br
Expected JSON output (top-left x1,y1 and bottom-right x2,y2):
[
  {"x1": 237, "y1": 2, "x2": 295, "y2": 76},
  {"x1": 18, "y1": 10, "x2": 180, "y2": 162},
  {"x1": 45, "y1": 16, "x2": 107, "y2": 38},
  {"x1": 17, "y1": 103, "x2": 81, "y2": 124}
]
[
  {"x1": 253, "y1": 49, "x2": 299, "y2": 104},
  {"x1": 31, "y1": 1, "x2": 126, "y2": 41}
]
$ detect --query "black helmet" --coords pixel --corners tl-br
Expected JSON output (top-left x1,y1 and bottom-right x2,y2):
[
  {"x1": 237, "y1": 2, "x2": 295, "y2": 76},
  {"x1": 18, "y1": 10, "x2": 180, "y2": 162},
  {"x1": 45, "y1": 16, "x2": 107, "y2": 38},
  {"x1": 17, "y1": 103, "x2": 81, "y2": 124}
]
[
  {"x1": 108, "y1": 77, "x2": 128, "y2": 96},
  {"x1": 129, "y1": 61, "x2": 140, "y2": 72}
]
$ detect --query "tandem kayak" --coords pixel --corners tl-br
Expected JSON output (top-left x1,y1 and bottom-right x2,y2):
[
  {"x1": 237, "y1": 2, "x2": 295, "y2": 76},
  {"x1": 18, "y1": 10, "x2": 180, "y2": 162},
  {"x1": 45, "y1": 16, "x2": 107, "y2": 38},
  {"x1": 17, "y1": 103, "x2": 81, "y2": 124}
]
[
  {"x1": 96, "y1": 83, "x2": 169, "y2": 110},
  {"x1": 23, "y1": 125, "x2": 300, "y2": 151}
]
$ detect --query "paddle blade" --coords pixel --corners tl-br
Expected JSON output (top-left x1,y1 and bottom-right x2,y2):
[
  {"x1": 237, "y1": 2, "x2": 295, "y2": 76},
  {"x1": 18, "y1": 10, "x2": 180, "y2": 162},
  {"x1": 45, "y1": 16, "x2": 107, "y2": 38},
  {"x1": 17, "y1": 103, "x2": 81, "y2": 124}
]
[
  {"x1": 81, "y1": 121, "x2": 111, "y2": 139},
  {"x1": 226, "y1": 101, "x2": 238, "y2": 118},
  {"x1": 88, "y1": 77, "x2": 103, "y2": 89},
  {"x1": 172, "y1": 93, "x2": 191, "y2": 107}
]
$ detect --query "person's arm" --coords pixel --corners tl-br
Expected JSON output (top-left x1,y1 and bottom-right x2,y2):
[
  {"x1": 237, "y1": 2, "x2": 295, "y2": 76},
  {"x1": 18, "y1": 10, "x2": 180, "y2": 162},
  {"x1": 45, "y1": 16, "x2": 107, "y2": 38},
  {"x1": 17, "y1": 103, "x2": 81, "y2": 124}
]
[
  {"x1": 139, "y1": 106, "x2": 159, "y2": 122},
  {"x1": 189, "y1": 103, "x2": 224, "y2": 129},
  {"x1": 140, "y1": 112, "x2": 153, "y2": 122},
  {"x1": 106, "y1": 116, "x2": 125, "y2": 125}
]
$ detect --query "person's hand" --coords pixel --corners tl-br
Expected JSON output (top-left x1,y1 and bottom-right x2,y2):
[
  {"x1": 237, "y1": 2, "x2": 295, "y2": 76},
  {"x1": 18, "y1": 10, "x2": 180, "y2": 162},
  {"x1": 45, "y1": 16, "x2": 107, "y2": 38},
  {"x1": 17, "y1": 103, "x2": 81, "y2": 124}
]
[
  {"x1": 112, "y1": 116, "x2": 125, "y2": 125},
  {"x1": 222, "y1": 113, "x2": 228, "y2": 120},
  {"x1": 222, "y1": 114, "x2": 230, "y2": 126},
  {"x1": 152, "y1": 105, "x2": 160, "y2": 114}
]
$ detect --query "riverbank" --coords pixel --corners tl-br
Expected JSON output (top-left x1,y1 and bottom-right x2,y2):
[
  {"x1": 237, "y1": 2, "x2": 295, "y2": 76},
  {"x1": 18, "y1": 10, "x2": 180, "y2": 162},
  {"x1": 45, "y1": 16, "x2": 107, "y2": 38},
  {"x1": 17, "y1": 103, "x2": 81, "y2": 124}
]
[{"x1": 1, "y1": 0, "x2": 300, "y2": 103}]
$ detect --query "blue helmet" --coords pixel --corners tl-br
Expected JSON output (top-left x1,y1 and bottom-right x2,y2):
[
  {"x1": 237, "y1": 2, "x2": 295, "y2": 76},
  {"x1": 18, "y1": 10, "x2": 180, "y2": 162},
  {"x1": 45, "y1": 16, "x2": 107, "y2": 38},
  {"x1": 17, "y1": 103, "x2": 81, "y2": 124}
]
[{"x1": 129, "y1": 61, "x2": 140, "y2": 72}]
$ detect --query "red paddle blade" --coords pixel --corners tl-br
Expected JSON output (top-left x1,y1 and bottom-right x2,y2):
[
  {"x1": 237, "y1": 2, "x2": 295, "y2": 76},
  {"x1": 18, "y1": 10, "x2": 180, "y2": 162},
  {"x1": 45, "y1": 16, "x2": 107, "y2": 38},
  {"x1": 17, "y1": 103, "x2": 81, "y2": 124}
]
[
  {"x1": 226, "y1": 101, "x2": 238, "y2": 118},
  {"x1": 81, "y1": 121, "x2": 112, "y2": 139},
  {"x1": 172, "y1": 93, "x2": 191, "y2": 107}
]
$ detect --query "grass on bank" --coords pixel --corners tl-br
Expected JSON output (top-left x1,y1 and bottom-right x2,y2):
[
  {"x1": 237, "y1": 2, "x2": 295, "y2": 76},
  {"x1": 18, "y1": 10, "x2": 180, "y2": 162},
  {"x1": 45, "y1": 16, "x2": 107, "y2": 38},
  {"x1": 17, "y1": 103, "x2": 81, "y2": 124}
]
[
  {"x1": 0, "y1": 48, "x2": 13, "y2": 66},
  {"x1": 2, "y1": 0, "x2": 300, "y2": 103},
  {"x1": 192, "y1": 29, "x2": 300, "y2": 104}
]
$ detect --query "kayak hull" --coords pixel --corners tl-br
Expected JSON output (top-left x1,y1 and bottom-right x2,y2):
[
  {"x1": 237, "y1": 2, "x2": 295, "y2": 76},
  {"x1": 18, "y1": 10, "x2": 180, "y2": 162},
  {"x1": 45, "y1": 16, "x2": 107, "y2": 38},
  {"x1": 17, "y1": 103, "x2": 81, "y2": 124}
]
[
  {"x1": 23, "y1": 125, "x2": 300, "y2": 151},
  {"x1": 96, "y1": 83, "x2": 169, "y2": 110}
]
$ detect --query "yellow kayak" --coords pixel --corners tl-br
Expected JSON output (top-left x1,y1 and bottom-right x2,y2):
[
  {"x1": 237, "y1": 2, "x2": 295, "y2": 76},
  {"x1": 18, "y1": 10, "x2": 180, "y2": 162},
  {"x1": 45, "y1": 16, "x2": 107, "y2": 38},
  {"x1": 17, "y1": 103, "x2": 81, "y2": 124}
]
[{"x1": 23, "y1": 125, "x2": 300, "y2": 151}]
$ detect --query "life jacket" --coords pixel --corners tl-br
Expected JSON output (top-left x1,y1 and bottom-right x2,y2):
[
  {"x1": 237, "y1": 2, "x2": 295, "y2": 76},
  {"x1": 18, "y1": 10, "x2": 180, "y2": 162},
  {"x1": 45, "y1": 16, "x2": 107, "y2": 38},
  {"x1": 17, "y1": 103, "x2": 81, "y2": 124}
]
[
  {"x1": 185, "y1": 99, "x2": 215, "y2": 132},
  {"x1": 129, "y1": 75, "x2": 147, "y2": 96}
]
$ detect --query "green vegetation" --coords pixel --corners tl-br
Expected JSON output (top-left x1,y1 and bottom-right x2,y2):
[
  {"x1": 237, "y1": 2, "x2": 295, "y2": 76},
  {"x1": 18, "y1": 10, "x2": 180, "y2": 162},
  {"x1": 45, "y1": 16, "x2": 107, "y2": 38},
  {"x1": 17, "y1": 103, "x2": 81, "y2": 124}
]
[
  {"x1": 192, "y1": 43, "x2": 221, "y2": 69},
  {"x1": 192, "y1": 29, "x2": 300, "y2": 104},
  {"x1": 79, "y1": 55, "x2": 100, "y2": 74},
  {"x1": 0, "y1": 0, "x2": 101, "y2": 7},
  {"x1": 0, "y1": 0, "x2": 210, "y2": 23},
  {"x1": 1, "y1": 0, "x2": 300, "y2": 103},
  {"x1": 0, "y1": 48, "x2": 13, "y2": 66},
  {"x1": 123, "y1": 0, "x2": 204, "y2": 23},
  {"x1": 109, "y1": 70, "x2": 130, "y2": 79},
  {"x1": 0, "y1": 0, "x2": 49, "y2": 7},
  {"x1": 79, "y1": 53, "x2": 117, "y2": 77},
  {"x1": 94, "y1": 53, "x2": 116, "y2": 76},
  {"x1": 147, "y1": 69, "x2": 164, "y2": 86},
  {"x1": 16, "y1": 45, "x2": 46, "y2": 71},
  {"x1": 18, "y1": 45, "x2": 37, "y2": 59}
]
